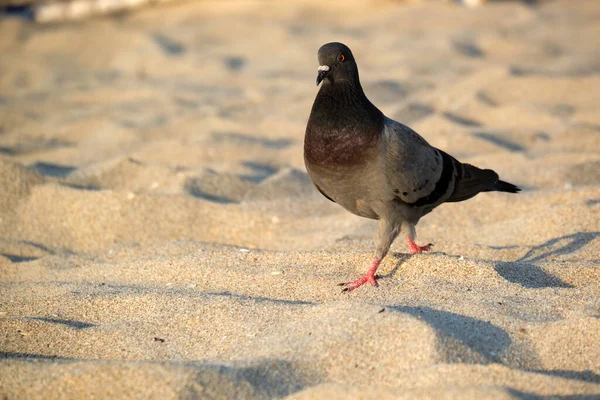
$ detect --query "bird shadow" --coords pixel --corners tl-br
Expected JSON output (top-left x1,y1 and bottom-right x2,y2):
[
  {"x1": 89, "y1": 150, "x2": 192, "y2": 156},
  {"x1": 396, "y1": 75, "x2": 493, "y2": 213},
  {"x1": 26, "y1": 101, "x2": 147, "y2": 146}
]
[
  {"x1": 387, "y1": 305, "x2": 511, "y2": 364},
  {"x1": 385, "y1": 306, "x2": 600, "y2": 384},
  {"x1": 493, "y1": 232, "x2": 599, "y2": 289},
  {"x1": 516, "y1": 232, "x2": 599, "y2": 264},
  {"x1": 378, "y1": 253, "x2": 411, "y2": 280},
  {"x1": 381, "y1": 232, "x2": 598, "y2": 289},
  {"x1": 493, "y1": 262, "x2": 573, "y2": 288}
]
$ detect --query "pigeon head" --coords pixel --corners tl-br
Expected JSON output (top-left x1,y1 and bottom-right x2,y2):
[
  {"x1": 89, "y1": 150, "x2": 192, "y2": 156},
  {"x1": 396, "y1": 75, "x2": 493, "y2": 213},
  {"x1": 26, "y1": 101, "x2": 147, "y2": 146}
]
[{"x1": 316, "y1": 42, "x2": 358, "y2": 86}]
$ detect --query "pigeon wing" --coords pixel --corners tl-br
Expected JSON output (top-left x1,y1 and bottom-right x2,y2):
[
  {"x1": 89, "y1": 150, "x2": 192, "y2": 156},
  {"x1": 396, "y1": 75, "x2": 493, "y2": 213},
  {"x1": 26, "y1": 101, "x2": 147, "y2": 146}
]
[
  {"x1": 382, "y1": 118, "x2": 458, "y2": 207},
  {"x1": 383, "y1": 118, "x2": 517, "y2": 208}
]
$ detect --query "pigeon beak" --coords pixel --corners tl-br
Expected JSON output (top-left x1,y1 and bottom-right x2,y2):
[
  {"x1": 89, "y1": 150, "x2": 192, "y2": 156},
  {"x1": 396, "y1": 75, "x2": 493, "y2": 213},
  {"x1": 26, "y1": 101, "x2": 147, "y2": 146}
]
[{"x1": 316, "y1": 65, "x2": 330, "y2": 86}]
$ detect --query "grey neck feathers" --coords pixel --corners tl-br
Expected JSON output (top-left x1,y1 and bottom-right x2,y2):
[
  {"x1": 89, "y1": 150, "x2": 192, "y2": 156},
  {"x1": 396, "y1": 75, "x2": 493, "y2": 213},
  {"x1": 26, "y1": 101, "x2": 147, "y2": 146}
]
[{"x1": 305, "y1": 77, "x2": 384, "y2": 166}]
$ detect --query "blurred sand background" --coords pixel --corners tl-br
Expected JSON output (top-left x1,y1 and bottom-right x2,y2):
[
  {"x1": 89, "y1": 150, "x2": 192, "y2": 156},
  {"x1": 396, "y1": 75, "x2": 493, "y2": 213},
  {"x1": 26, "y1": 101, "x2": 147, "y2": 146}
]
[{"x1": 0, "y1": 0, "x2": 599, "y2": 398}]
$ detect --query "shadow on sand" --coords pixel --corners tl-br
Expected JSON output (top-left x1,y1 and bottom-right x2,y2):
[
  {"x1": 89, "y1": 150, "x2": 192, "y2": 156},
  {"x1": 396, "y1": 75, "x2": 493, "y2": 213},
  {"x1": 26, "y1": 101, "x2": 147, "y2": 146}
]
[{"x1": 494, "y1": 232, "x2": 599, "y2": 289}]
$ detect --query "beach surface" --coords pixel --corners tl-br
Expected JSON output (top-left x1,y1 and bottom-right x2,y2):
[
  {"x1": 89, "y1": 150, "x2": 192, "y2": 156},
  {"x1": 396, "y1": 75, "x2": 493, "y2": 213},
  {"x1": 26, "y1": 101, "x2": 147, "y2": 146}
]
[{"x1": 1, "y1": 0, "x2": 599, "y2": 398}]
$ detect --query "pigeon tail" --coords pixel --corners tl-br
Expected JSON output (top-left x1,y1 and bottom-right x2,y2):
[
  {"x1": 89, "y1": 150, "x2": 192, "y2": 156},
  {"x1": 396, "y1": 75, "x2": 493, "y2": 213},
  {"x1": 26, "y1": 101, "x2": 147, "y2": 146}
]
[
  {"x1": 488, "y1": 179, "x2": 521, "y2": 193},
  {"x1": 447, "y1": 163, "x2": 519, "y2": 202}
]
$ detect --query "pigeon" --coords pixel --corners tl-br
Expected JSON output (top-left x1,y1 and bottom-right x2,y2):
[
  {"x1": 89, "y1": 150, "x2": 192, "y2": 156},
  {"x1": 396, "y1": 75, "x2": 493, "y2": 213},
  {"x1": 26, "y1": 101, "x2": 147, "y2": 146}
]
[{"x1": 304, "y1": 42, "x2": 520, "y2": 292}]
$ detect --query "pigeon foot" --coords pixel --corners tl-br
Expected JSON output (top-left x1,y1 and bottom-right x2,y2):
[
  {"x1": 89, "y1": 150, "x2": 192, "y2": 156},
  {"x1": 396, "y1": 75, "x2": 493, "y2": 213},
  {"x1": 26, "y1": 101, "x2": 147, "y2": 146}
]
[
  {"x1": 339, "y1": 259, "x2": 381, "y2": 292},
  {"x1": 408, "y1": 238, "x2": 432, "y2": 254}
]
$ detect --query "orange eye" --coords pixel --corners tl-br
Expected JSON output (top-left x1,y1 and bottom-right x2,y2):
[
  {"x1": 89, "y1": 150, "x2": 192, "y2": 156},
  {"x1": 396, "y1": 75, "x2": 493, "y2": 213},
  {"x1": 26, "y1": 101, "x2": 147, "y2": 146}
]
[{"x1": 338, "y1": 54, "x2": 345, "y2": 62}]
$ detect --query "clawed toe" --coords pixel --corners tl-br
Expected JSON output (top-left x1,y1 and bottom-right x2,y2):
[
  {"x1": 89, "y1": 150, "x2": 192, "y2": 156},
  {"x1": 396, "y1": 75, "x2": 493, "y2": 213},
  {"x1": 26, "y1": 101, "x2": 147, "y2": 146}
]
[
  {"x1": 338, "y1": 259, "x2": 381, "y2": 292},
  {"x1": 339, "y1": 274, "x2": 378, "y2": 292},
  {"x1": 420, "y1": 243, "x2": 433, "y2": 252},
  {"x1": 408, "y1": 239, "x2": 434, "y2": 254}
]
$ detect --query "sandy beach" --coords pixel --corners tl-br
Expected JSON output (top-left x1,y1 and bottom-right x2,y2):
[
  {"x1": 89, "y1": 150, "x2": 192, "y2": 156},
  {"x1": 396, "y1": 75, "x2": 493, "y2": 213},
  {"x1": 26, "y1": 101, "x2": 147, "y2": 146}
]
[{"x1": 1, "y1": 0, "x2": 599, "y2": 398}]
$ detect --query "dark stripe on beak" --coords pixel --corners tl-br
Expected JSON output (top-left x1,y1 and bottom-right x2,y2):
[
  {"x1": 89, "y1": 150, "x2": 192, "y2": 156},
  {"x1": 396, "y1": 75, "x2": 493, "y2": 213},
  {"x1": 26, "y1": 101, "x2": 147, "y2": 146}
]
[{"x1": 316, "y1": 70, "x2": 328, "y2": 86}]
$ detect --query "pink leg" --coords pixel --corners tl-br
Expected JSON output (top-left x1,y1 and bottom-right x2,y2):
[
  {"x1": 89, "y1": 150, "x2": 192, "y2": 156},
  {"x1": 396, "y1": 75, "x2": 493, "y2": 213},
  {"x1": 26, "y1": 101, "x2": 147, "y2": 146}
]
[
  {"x1": 339, "y1": 259, "x2": 381, "y2": 292},
  {"x1": 407, "y1": 237, "x2": 432, "y2": 254}
]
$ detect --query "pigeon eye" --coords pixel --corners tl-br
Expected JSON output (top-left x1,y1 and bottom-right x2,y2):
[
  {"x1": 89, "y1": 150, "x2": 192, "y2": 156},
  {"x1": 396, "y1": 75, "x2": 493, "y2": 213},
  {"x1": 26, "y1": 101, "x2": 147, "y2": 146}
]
[{"x1": 338, "y1": 54, "x2": 345, "y2": 62}]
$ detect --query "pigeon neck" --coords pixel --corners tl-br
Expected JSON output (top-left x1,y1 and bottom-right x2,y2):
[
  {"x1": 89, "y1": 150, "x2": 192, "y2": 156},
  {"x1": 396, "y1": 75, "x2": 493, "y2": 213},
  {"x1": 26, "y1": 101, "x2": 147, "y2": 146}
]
[
  {"x1": 314, "y1": 78, "x2": 384, "y2": 136},
  {"x1": 305, "y1": 79, "x2": 384, "y2": 166}
]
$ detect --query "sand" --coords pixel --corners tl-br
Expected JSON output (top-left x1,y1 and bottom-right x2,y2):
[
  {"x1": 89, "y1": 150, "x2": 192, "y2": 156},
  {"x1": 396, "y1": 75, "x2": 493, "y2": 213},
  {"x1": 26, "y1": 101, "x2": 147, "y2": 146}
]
[{"x1": 1, "y1": 0, "x2": 599, "y2": 398}]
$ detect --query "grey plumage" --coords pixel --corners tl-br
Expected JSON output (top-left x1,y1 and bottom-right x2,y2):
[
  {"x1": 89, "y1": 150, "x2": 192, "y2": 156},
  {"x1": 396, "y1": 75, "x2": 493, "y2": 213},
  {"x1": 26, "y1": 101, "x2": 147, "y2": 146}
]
[{"x1": 304, "y1": 42, "x2": 520, "y2": 291}]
